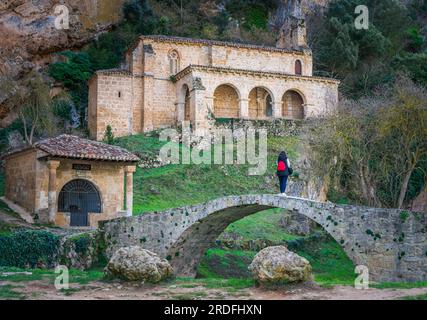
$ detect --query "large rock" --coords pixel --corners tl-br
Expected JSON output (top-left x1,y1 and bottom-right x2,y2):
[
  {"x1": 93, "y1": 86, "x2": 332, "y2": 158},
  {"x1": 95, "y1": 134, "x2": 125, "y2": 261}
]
[
  {"x1": 248, "y1": 246, "x2": 312, "y2": 284},
  {"x1": 105, "y1": 247, "x2": 174, "y2": 283}
]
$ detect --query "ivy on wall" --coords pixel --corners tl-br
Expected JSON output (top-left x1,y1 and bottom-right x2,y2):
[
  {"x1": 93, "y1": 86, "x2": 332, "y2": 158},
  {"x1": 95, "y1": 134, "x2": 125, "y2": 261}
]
[{"x1": 0, "y1": 231, "x2": 60, "y2": 268}]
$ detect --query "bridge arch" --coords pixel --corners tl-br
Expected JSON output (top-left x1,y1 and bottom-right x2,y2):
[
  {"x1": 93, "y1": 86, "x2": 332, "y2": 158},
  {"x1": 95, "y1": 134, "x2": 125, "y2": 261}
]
[{"x1": 166, "y1": 195, "x2": 351, "y2": 276}]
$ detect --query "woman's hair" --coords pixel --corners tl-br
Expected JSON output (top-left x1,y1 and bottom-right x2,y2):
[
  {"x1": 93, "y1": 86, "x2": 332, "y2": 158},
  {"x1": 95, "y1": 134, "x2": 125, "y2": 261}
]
[
  {"x1": 279, "y1": 151, "x2": 287, "y2": 158},
  {"x1": 278, "y1": 151, "x2": 287, "y2": 162}
]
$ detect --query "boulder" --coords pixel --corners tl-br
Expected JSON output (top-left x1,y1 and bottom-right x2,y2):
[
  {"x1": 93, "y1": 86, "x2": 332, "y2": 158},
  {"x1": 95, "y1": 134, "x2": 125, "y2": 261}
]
[
  {"x1": 105, "y1": 246, "x2": 174, "y2": 283},
  {"x1": 248, "y1": 246, "x2": 312, "y2": 284}
]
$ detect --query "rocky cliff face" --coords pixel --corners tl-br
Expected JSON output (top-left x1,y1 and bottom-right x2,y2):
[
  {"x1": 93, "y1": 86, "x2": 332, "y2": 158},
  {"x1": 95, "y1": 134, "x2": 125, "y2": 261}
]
[{"x1": 0, "y1": 0, "x2": 126, "y2": 126}]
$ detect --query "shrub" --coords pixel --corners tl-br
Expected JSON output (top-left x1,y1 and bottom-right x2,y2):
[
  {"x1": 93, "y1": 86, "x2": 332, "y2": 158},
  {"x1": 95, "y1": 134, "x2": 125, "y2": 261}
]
[
  {"x1": 0, "y1": 230, "x2": 60, "y2": 268},
  {"x1": 72, "y1": 234, "x2": 92, "y2": 256},
  {"x1": 48, "y1": 52, "x2": 93, "y2": 89},
  {"x1": 103, "y1": 125, "x2": 115, "y2": 144}
]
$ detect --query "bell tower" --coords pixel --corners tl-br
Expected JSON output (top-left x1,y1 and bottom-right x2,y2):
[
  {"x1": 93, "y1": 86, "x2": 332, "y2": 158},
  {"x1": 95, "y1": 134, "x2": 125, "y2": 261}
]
[{"x1": 276, "y1": 0, "x2": 308, "y2": 50}]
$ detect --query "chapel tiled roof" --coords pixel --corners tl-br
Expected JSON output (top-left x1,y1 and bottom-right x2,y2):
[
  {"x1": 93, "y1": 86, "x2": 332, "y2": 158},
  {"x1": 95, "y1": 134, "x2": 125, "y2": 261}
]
[
  {"x1": 137, "y1": 35, "x2": 307, "y2": 55},
  {"x1": 95, "y1": 68, "x2": 132, "y2": 76},
  {"x1": 35, "y1": 135, "x2": 140, "y2": 162},
  {"x1": 175, "y1": 65, "x2": 340, "y2": 84},
  {"x1": 3, "y1": 135, "x2": 140, "y2": 162}
]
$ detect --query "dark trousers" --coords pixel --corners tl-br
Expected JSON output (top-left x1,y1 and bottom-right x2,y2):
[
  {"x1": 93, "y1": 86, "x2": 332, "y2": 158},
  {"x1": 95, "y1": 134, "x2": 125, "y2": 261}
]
[{"x1": 279, "y1": 175, "x2": 288, "y2": 193}]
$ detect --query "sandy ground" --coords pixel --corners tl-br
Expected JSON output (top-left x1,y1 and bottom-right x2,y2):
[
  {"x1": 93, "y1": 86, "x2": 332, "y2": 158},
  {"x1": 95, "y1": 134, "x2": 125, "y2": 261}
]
[{"x1": 2, "y1": 279, "x2": 426, "y2": 300}]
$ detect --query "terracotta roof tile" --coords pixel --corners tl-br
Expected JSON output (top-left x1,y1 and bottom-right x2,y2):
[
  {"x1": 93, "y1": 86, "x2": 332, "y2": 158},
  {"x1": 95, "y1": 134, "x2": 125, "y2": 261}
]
[
  {"x1": 175, "y1": 65, "x2": 340, "y2": 84},
  {"x1": 31, "y1": 135, "x2": 140, "y2": 162},
  {"x1": 139, "y1": 35, "x2": 307, "y2": 55},
  {"x1": 95, "y1": 69, "x2": 132, "y2": 76}
]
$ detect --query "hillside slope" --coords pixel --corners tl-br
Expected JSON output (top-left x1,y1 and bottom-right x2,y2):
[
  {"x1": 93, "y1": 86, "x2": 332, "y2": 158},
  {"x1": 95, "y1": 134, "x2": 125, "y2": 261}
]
[{"x1": 112, "y1": 132, "x2": 322, "y2": 213}]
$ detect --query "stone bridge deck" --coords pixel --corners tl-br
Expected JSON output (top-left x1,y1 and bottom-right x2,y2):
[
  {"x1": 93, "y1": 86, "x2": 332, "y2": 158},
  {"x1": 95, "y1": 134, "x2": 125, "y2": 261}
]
[{"x1": 99, "y1": 195, "x2": 427, "y2": 282}]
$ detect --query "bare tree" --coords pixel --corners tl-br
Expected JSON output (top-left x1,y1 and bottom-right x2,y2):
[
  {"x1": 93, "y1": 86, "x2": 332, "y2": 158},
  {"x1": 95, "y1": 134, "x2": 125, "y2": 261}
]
[
  {"x1": 378, "y1": 77, "x2": 427, "y2": 208},
  {"x1": 17, "y1": 75, "x2": 57, "y2": 145},
  {"x1": 306, "y1": 75, "x2": 427, "y2": 209}
]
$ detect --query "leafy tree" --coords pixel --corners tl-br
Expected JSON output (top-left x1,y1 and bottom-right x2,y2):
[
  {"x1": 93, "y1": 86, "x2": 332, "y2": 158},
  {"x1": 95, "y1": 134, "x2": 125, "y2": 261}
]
[
  {"x1": 123, "y1": 0, "x2": 170, "y2": 35},
  {"x1": 393, "y1": 52, "x2": 427, "y2": 87},
  {"x1": 48, "y1": 52, "x2": 92, "y2": 129},
  {"x1": 314, "y1": 0, "x2": 413, "y2": 97},
  {"x1": 48, "y1": 52, "x2": 92, "y2": 88},
  {"x1": 405, "y1": 27, "x2": 425, "y2": 53}
]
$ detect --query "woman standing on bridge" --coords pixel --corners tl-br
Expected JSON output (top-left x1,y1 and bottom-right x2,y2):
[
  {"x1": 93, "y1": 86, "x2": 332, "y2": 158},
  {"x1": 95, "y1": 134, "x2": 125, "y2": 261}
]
[{"x1": 277, "y1": 151, "x2": 292, "y2": 195}]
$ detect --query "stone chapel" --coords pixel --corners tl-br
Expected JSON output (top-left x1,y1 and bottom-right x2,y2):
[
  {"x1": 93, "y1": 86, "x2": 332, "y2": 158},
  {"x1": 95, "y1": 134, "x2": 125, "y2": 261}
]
[{"x1": 88, "y1": 0, "x2": 339, "y2": 140}]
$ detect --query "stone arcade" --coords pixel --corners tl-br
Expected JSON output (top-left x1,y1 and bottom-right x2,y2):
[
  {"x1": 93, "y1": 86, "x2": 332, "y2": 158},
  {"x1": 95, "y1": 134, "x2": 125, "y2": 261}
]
[
  {"x1": 2, "y1": 135, "x2": 139, "y2": 228},
  {"x1": 88, "y1": 4, "x2": 339, "y2": 140}
]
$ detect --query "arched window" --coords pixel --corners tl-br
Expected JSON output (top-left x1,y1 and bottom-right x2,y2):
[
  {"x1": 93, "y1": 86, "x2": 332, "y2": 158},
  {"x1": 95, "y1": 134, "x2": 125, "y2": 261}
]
[
  {"x1": 213, "y1": 84, "x2": 240, "y2": 118},
  {"x1": 169, "y1": 50, "x2": 180, "y2": 75},
  {"x1": 282, "y1": 90, "x2": 305, "y2": 120},
  {"x1": 58, "y1": 179, "x2": 101, "y2": 227},
  {"x1": 295, "y1": 60, "x2": 302, "y2": 76},
  {"x1": 248, "y1": 87, "x2": 274, "y2": 119}
]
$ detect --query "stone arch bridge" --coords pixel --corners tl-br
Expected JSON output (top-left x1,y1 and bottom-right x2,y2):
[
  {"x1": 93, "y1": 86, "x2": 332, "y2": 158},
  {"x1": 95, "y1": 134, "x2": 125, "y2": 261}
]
[{"x1": 99, "y1": 195, "x2": 427, "y2": 282}]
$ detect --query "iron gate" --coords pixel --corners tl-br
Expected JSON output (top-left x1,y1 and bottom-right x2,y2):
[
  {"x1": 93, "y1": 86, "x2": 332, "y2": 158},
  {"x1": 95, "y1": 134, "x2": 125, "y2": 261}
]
[{"x1": 58, "y1": 179, "x2": 101, "y2": 227}]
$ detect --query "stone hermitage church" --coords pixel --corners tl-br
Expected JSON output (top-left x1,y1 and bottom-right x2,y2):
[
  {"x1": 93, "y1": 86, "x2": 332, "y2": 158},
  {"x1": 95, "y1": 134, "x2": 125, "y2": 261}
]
[{"x1": 88, "y1": 2, "x2": 339, "y2": 141}]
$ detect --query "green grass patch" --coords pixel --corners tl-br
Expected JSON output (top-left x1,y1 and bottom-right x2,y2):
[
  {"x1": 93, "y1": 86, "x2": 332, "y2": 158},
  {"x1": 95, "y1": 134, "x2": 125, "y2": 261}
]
[
  {"x1": 293, "y1": 239, "x2": 356, "y2": 287},
  {"x1": 372, "y1": 281, "x2": 427, "y2": 289},
  {"x1": 0, "y1": 200, "x2": 30, "y2": 235},
  {"x1": 0, "y1": 221, "x2": 14, "y2": 236},
  {"x1": 0, "y1": 267, "x2": 104, "y2": 285},
  {"x1": 197, "y1": 249, "x2": 256, "y2": 279},
  {"x1": 113, "y1": 133, "x2": 172, "y2": 160},
  {"x1": 222, "y1": 209, "x2": 301, "y2": 243},
  {"x1": 0, "y1": 199, "x2": 18, "y2": 217},
  {"x1": 67, "y1": 268, "x2": 105, "y2": 285},
  {"x1": 0, "y1": 284, "x2": 25, "y2": 300}
]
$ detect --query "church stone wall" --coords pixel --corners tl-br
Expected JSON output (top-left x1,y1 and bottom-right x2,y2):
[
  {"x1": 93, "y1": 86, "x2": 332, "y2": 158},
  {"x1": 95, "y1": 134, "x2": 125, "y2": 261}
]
[
  {"x1": 138, "y1": 37, "x2": 313, "y2": 77},
  {"x1": 4, "y1": 149, "x2": 38, "y2": 213},
  {"x1": 89, "y1": 73, "x2": 134, "y2": 141},
  {"x1": 150, "y1": 78, "x2": 177, "y2": 128},
  {"x1": 210, "y1": 45, "x2": 312, "y2": 76}
]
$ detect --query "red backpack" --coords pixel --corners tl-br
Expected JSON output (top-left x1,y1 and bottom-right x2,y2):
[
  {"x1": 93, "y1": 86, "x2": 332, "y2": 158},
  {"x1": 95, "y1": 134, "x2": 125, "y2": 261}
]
[{"x1": 277, "y1": 160, "x2": 287, "y2": 172}]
